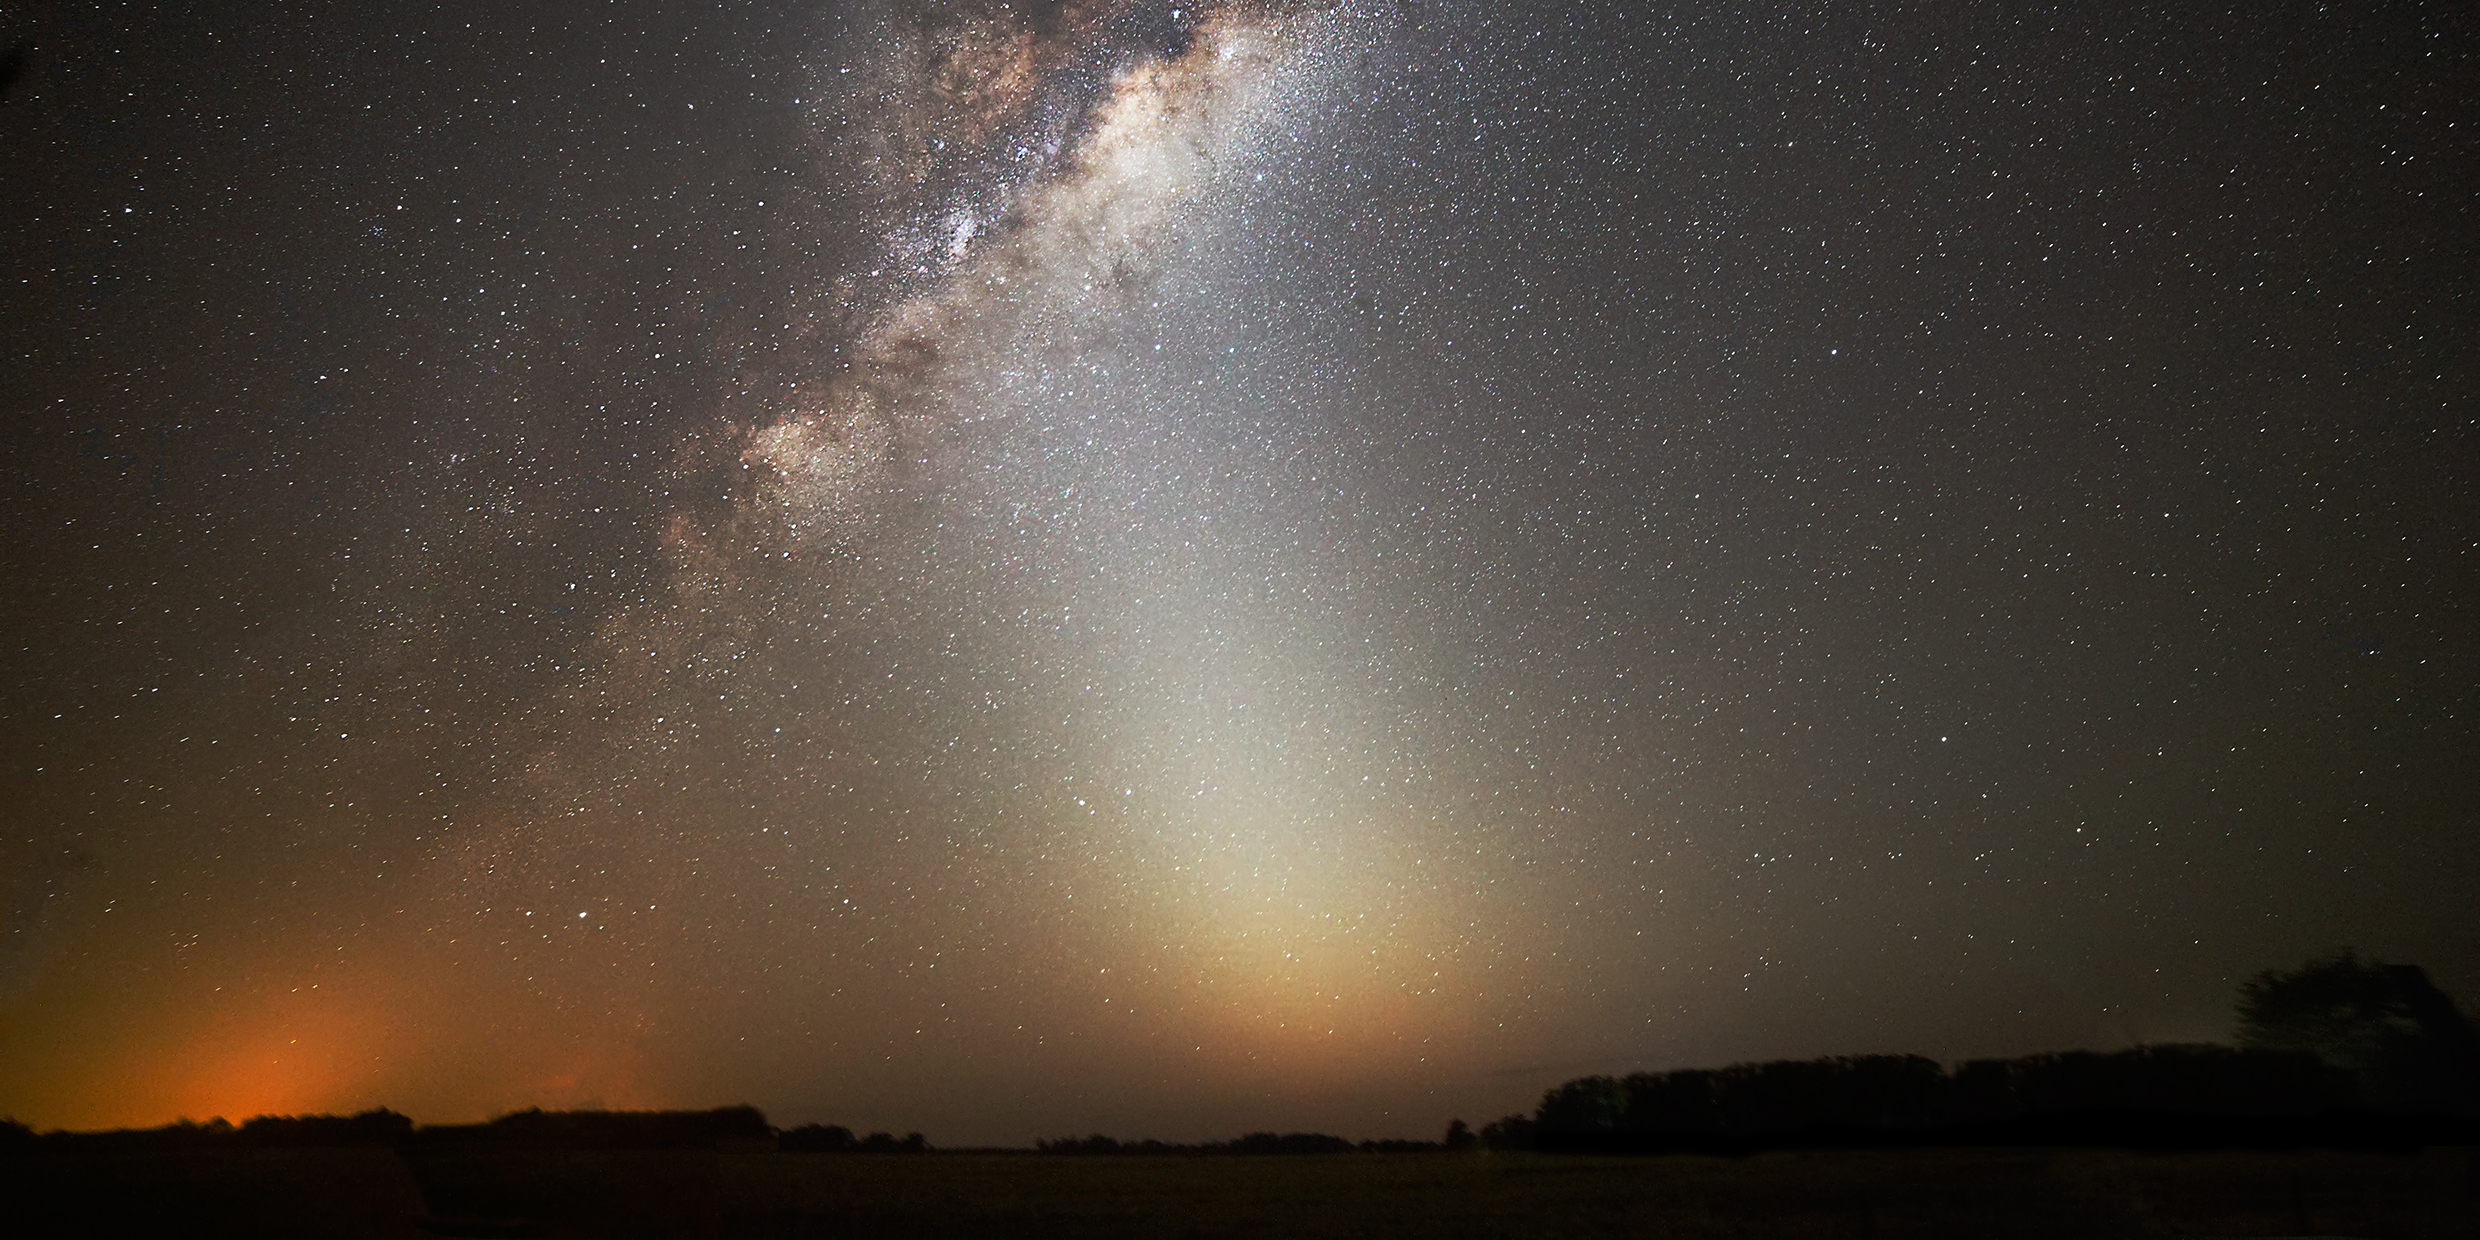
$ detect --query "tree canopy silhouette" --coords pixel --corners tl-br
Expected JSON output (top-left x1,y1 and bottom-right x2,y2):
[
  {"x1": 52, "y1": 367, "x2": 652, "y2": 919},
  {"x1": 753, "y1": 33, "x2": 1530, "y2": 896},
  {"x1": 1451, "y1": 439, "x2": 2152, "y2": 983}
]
[{"x1": 2237, "y1": 952, "x2": 2480, "y2": 1113}]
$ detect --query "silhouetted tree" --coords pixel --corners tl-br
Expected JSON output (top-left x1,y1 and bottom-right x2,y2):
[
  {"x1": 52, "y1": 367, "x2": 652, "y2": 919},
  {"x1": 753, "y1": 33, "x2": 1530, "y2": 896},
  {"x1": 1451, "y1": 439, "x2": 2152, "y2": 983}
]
[
  {"x1": 1443, "y1": 1118, "x2": 1478, "y2": 1151},
  {"x1": 1618, "y1": 1068, "x2": 1722, "y2": 1138},
  {"x1": 1478, "y1": 1113, "x2": 1536, "y2": 1150},
  {"x1": 1537, "y1": 1057, "x2": 1949, "y2": 1145},
  {"x1": 1694, "y1": 1055, "x2": 1946, "y2": 1135},
  {"x1": 780, "y1": 1123, "x2": 856, "y2": 1152},
  {"x1": 1950, "y1": 1045, "x2": 2350, "y2": 1121},
  {"x1": 706, "y1": 1105, "x2": 776, "y2": 1141},
  {"x1": 2238, "y1": 952, "x2": 2480, "y2": 1112},
  {"x1": 1535, "y1": 1076, "x2": 1626, "y2": 1136}
]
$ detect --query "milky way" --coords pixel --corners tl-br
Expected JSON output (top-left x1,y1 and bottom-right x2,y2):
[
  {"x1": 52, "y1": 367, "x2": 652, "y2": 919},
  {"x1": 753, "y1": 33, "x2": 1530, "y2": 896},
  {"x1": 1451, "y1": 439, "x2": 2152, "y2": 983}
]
[
  {"x1": 3, "y1": 1, "x2": 2472, "y2": 1143},
  {"x1": 456, "y1": 0, "x2": 1503, "y2": 1126}
]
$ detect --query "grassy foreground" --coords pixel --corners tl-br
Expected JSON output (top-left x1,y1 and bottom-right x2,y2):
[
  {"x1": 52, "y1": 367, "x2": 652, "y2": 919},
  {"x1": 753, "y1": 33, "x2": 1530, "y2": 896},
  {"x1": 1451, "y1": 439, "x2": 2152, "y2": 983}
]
[
  {"x1": 728, "y1": 1148, "x2": 2475, "y2": 1239},
  {"x1": 5, "y1": 1144, "x2": 2475, "y2": 1238}
]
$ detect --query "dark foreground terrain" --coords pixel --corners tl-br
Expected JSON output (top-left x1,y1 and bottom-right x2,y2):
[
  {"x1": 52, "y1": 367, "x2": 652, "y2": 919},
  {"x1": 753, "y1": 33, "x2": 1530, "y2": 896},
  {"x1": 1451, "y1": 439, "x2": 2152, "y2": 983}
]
[{"x1": 4, "y1": 1144, "x2": 2475, "y2": 1239}]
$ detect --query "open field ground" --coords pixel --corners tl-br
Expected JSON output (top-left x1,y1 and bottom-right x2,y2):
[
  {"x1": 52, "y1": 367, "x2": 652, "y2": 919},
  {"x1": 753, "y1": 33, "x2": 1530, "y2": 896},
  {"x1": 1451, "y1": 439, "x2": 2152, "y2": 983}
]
[{"x1": 4, "y1": 1145, "x2": 2475, "y2": 1239}]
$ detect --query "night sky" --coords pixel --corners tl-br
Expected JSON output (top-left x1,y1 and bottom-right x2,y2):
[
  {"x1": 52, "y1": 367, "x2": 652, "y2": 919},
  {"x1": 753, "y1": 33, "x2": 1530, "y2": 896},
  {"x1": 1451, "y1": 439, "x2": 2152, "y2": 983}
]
[{"x1": 2, "y1": 0, "x2": 2473, "y2": 1145}]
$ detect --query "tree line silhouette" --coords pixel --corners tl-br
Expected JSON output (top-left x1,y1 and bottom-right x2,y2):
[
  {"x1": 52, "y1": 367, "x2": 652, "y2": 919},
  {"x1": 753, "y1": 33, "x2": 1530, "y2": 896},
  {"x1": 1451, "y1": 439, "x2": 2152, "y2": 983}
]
[
  {"x1": 1462, "y1": 953, "x2": 2480, "y2": 1154},
  {"x1": 1481, "y1": 1045, "x2": 2371, "y2": 1153},
  {"x1": 4, "y1": 953, "x2": 2470, "y2": 1156},
  {"x1": 0, "y1": 1109, "x2": 417, "y2": 1151},
  {"x1": 0, "y1": 1107, "x2": 783, "y2": 1153}
]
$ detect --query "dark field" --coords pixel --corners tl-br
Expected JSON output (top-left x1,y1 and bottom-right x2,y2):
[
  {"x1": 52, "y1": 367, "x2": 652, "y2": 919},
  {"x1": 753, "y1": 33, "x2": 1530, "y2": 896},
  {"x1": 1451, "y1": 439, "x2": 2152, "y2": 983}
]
[{"x1": 5, "y1": 1145, "x2": 2475, "y2": 1239}]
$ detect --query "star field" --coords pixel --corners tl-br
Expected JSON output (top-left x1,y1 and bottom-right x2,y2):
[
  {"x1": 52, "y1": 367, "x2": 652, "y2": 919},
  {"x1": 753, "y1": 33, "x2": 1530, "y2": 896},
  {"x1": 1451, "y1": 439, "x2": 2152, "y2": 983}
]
[{"x1": 1, "y1": 0, "x2": 2472, "y2": 1144}]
